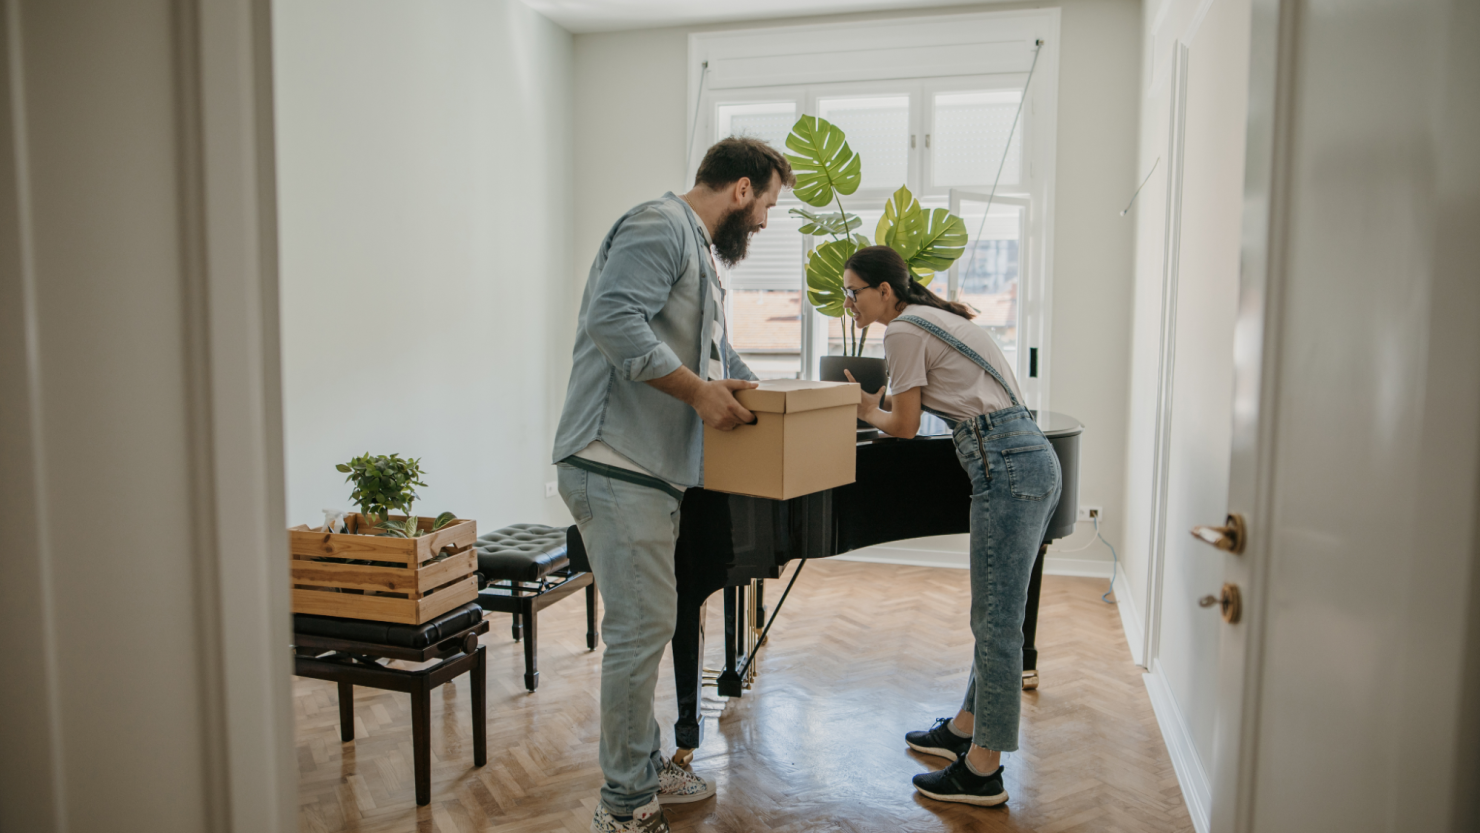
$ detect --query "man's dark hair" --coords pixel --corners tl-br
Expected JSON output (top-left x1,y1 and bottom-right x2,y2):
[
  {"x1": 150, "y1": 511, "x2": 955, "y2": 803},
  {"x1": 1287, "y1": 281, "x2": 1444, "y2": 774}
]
[{"x1": 694, "y1": 137, "x2": 796, "y2": 194}]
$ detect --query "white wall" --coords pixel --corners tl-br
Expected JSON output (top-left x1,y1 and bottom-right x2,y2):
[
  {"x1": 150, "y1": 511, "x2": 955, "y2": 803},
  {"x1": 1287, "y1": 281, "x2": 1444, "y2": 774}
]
[
  {"x1": 572, "y1": 0, "x2": 1141, "y2": 570},
  {"x1": 273, "y1": 0, "x2": 575, "y2": 530}
]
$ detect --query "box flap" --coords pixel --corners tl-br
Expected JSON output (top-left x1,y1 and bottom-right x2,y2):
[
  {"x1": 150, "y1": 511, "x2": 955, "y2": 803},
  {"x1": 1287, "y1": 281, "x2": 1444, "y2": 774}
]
[{"x1": 734, "y1": 379, "x2": 860, "y2": 414}]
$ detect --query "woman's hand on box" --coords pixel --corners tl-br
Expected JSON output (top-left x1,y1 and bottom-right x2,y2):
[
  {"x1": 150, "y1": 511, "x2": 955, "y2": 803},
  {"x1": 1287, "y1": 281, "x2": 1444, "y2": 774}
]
[{"x1": 845, "y1": 370, "x2": 883, "y2": 419}]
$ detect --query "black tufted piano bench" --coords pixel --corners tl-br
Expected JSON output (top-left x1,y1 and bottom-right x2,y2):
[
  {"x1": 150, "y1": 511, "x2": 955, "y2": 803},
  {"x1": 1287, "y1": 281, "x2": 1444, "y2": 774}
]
[
  {"x1": 473, "y1": 524, "x2": 596, "y2": 691},
  {"x1": 292, "y1": 602, "x2": 489, "y2": 806}
]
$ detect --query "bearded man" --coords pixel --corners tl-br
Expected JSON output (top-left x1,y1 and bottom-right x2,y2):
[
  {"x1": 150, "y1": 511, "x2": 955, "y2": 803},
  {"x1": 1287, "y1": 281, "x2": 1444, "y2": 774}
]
[{"x1": 551, "y1": 137, "x2": 794, "y2": 833}]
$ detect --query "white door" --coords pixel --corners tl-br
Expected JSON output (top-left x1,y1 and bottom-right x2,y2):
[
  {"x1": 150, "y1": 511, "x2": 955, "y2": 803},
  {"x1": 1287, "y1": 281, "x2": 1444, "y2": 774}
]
[{"x1": 1209, "y1": 0, "x2": 1480, "y2": 829}]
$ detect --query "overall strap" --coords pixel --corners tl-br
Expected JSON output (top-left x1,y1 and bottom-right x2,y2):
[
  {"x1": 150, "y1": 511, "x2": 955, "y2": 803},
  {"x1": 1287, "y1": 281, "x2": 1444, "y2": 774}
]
[{"x1": 894, "y1": 314, "x2": 1020, "y2": 408}]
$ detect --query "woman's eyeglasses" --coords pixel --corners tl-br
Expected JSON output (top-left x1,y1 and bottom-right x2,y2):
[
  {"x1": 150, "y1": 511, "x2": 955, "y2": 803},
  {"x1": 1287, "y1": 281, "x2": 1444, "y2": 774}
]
[{"x1": 843, "y1": 285, "x2": 877, "y2": 303}]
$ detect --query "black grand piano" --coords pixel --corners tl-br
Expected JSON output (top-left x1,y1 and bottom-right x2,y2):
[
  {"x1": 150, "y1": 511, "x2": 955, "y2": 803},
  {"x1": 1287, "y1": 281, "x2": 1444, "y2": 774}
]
[{"x1": 669, "y1": 411, "x2": 1083, "y2": 755}]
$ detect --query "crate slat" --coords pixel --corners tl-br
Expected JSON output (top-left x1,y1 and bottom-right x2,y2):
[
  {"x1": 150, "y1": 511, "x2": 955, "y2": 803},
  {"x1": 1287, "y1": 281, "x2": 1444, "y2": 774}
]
[
  {"x1": 415, "y1": 575, "x2": 479, "y2": 622},
  {"x1": 417, "y1": 548, "x2": 477, "y2": 594},
  {"x1": 288, "y1": 559, "x2": 418, "y2": 593}
]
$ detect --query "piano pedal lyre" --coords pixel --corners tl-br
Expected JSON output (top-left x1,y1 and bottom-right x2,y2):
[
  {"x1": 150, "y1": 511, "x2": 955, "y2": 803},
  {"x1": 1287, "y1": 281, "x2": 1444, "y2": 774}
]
[{"x1": 1022, "y1": 670, "x2": 1039, "y2": 690}]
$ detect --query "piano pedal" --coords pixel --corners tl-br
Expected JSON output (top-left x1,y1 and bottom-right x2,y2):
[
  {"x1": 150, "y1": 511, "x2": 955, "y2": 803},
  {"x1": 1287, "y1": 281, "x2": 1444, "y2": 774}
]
[
  {"x1": 673, "y1": 747, "x2": 695, "y2": 767},
  {"x1": 1022, "y1": 670, "x2": 1039, "y2": 690}
]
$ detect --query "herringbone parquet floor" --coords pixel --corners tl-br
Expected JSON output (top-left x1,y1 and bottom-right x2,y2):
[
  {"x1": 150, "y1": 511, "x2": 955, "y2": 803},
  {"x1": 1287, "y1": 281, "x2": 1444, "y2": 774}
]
[{"x1": 296, "y1": 561, "x2": 1193, "y2": 833}]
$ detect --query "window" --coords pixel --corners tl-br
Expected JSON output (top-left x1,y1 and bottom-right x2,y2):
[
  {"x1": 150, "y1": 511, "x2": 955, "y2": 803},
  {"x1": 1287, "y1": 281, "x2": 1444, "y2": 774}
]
[{"x1": 691, "y1": 11, "x2": 1060, "y2": 409}]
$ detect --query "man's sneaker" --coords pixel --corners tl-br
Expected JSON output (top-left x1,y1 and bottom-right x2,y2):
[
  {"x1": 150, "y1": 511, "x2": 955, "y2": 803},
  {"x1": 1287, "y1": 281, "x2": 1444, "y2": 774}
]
[
  {"x1": 905, "y1": 717, "x2": 972, "y2": 761},
  {"x1": 656, "y1": 755, "x2": 716, "y2": 804},
  {"x1": 912, "y1": 758, "x2": 1009, "y2": 807},
  {"x1": 591, "y1": 798, "x2": 669, "y2": 833}
]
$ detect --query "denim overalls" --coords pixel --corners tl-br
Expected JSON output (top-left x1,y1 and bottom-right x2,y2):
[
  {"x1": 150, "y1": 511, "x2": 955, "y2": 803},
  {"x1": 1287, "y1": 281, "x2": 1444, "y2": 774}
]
[{"x1": 895, "y1": 315, "x2": 1063, "y2": 752}]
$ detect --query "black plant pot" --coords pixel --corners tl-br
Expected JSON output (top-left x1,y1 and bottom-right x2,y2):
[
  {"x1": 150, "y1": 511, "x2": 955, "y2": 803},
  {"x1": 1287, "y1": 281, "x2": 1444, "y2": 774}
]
[{"x1": 820, "y1": 356, "x2": 887, "y2": 428}]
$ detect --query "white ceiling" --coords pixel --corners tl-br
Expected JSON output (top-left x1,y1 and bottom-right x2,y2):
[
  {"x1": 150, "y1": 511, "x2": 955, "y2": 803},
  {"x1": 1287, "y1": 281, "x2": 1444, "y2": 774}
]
[{"x1": 520, "y1": 0, "x2": 1004, "y2": 34}]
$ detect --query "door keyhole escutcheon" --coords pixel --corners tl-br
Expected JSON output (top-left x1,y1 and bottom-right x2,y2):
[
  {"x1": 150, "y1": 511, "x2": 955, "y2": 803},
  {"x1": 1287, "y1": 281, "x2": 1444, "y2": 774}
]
[
  {"x1": 1198, "y1": 583, "x2": 1242, "y2": 624},
  {"x1": 1191, "y1": 513, "x2": 1247, "y2": 554}
]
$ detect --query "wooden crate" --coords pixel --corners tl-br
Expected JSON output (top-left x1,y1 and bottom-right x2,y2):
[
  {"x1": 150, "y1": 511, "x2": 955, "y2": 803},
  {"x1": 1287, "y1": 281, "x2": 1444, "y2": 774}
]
[{"x1": 289, "y1": 514, "x2": 479, "y2": 625}]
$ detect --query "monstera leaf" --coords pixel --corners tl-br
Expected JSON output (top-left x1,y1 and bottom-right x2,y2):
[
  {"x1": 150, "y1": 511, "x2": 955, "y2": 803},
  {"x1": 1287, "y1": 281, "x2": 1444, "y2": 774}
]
[
  {"x1": 789, "y1": 207, "x2": 863, "y2": 237},
  {"x1": 874, "y1": 185, "x2": 968, "y2": 284},
  {"x1": 805, "y1": 235, "x2": 870, "y2": 318},
  {"x1": 784, "y1": 116, "x2": 862, "y2": 208},
  {"x1": 909, "y1": 208, "x2": 968, "y2": 280},
  {"x1": 875, "y1": 186, "x2": 924, "y2": 257}
]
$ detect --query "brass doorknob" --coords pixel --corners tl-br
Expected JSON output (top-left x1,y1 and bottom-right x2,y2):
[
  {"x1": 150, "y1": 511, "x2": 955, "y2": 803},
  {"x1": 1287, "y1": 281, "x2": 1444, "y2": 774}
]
[
  {"x1": 1191, "y1": 513, "x2": 1247, "y2": 554},
  {"x1": 1198, "y1": 583, "x2": 1242, "y2": 623}
]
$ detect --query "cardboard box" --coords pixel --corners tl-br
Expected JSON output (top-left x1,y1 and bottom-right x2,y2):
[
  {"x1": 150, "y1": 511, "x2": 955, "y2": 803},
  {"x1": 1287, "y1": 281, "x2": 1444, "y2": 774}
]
[{"x1": 703, "y1": 380, "x2": 861, "y2": 500}]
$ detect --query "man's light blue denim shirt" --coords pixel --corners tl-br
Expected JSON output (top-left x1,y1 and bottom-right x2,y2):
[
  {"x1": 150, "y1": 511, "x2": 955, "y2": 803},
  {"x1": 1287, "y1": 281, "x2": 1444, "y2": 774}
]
[{"x1": 552, "y1": 193, "x2": 757, "y2": 488}]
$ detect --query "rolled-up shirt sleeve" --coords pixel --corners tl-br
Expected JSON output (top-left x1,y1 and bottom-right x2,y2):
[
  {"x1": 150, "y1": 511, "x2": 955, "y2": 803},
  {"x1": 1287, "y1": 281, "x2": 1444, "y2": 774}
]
[{"x1": 584, "y1": 208, "x2": 687, "y2": 382}]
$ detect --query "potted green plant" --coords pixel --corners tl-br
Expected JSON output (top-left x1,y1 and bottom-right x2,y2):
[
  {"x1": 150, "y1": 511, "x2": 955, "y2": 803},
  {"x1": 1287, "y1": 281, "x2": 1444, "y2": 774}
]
[
  {"x1": 783, "y1": 115, "x2": 970, "y2": 394},
  {"x1": 335, "y1": 452, "x2": 456, "y2": 538}
]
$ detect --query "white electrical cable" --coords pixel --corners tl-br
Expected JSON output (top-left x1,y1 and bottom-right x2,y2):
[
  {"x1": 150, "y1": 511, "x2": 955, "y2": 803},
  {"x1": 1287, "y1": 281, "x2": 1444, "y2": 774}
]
[
  {"x1": 1048, "y1": 514, "x2": 1104, "y2": 552},
  {"x1": 686, "y1": 61, "x2": 710, "y2": 173},
  {"x1": 959, "y1": 39, "x2": 1044, "y2": 296}
]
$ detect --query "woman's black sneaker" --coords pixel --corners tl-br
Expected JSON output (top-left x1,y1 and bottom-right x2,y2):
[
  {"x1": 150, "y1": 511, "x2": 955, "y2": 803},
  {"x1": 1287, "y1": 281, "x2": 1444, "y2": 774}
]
[
  {"x1": 912, "y1": 759, "x2": 1009, "y2": 807},
  {"x1": 905, "y1": 717, "x2": 972, "y2": 761}
]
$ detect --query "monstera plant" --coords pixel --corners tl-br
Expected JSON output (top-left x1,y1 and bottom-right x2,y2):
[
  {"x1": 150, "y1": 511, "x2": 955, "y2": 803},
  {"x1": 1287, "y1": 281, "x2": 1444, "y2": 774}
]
[{"x1": 784, "y1": 115, "x2": 970, "y2": 356}]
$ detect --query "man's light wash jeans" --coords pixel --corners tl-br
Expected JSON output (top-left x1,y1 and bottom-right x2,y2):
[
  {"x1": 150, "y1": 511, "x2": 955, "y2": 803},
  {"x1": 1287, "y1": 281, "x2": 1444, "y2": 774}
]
[
  {"x1": 948, "y1": 405, "x2": 1062, "y2": 752},
  {"x1": 557, "y1": 463, "x2": 681, "y2": 815}
]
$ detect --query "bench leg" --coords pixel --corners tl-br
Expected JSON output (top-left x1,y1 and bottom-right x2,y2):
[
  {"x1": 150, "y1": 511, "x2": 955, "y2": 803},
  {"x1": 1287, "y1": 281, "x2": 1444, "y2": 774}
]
[
  {"x1": 411, "y1": 678, "x2": 431, "y2": 806},
  {"x1": 522, "y1": 599, "x2": 539, "y2": 692},
  {"x1": 511, "y1": 584, "x2": 523, "y2": 642},
  {"x1": 472, "y1": 646, "x2": 487, "y2": 767},
  {"x1": 585, "y1": 581, "x2": 599, "y2": 650},
  {"x1": 337, "y1": 681, "x2": 354, "y2": 742}
]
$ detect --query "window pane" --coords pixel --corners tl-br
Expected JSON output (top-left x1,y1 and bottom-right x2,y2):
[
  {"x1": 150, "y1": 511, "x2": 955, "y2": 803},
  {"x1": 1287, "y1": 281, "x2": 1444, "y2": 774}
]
[
  {"x1": 932, "y1": 91, "x2": 1022, "y2": 187},
  {"x1": 717, "y1": 101, "x2": 797, "y2": 151},
  {"x1": 725, "y1": 209, "x2": 803, "y2": 291},
  {"x1": 954, "y1": 201, "x2": 1023, "y2": 368},
  {"x1": 732, "y1": 290, "x2": 802, "y2": 379},
  {"x1": 726, "y1": 208, "x2": 804, "y2": 379},
  {"x1": 817, "y1": 96, "x2": 909, "y2": 192}
]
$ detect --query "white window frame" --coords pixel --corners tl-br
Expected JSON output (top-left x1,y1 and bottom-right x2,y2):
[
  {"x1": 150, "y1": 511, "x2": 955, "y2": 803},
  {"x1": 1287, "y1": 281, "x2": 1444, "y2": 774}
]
[{"x1": 690, "y1": 10, "x2": 1060, "y2": 414}]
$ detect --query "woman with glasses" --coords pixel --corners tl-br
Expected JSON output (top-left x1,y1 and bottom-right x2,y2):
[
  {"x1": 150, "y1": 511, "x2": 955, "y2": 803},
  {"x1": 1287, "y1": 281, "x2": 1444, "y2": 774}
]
[{"x1": 840, "y1": 245, "x2": 1061, "y2": 808}]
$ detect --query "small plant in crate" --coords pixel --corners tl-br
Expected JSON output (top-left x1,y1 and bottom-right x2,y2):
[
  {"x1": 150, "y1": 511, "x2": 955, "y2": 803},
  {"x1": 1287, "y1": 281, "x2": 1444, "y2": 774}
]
[{"x1": 336, "y1": 452, "x2": 455, "y2": 538}]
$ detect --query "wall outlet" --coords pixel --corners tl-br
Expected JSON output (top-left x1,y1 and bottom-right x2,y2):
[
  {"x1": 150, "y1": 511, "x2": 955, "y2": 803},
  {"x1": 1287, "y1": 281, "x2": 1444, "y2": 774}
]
[
  {"x1": 545, "y1": 481, "x2": 558, "y2": 498},
  {"x1": 1077, "y1": 505, "x2": 1103, "y2": 522}
]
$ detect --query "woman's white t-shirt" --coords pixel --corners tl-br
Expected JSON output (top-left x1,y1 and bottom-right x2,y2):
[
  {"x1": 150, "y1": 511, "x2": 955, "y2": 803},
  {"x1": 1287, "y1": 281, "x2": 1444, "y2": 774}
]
[{"x1": 883, "y1": 304, "x2": 1024, "y2": 422}]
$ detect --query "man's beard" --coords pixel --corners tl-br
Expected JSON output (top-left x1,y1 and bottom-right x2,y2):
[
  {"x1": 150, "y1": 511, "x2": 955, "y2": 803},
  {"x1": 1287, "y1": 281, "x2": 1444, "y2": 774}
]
[{"x1": 712, "y1": 204, "x2": 760, "y2": 268}]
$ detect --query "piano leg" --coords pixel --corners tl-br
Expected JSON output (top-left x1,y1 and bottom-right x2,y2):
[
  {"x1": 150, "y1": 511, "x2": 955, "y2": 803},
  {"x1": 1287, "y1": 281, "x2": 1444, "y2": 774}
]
[
  {"x1": 755, "y1": 579, "x2": 767, "y2": 646},
  {"x1": 1021, "y1": 544, "x2": 1047, "y2": 690},
  {"x1": 718, "y1": 584, "x2": 747, "y2": 697},
  {"x1": 673, "y1": 594, "x2": 708, "y2": 753}
]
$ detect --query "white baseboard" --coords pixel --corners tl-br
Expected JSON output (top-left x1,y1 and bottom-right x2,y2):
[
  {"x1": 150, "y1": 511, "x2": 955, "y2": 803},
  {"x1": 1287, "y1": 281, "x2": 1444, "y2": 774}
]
[
  {"x1": 1143, "y1": 663, "x2": 1212, "y2": 833},
  {"x1": 833, "y1": 544, "x2": 1114, "y2": 578},
  {"x1": 1042, "y1": 555, "x2": 1113, "y2": 578},
  {"x1": 1112, "y1": 569, "x2": 1144, "y2": 666},
  {"x1": 832, "y1": 546, "x2": 970, "y2": 570}
]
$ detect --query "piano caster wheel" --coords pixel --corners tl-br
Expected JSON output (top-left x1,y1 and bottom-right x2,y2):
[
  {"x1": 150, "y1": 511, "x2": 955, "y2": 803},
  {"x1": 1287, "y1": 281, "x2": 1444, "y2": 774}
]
[
  {"x1": 1022, "y1": 670, "x2": 1039, "y2": 690},
  {"x1": 672, "y1": 748, "x2": 694, "y2": 767}
]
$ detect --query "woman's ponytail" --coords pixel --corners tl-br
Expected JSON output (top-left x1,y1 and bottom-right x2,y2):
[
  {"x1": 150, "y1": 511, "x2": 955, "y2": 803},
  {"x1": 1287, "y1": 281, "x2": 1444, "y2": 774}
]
[{"x1": 844, "y1": 245, "x2": 976, "y2": 320}]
